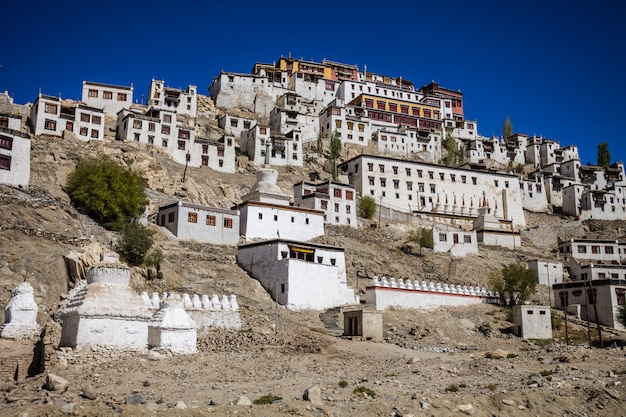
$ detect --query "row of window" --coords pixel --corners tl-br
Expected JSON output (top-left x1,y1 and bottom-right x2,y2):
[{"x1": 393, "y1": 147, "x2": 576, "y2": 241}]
[
  {"x1": 184, "y1": 212, "x2": 233, "y2": 228},
  {"x1": 257, "y1": 213, "x2": 310, "y2": 224},
  {"x1": 573, "y1": 245, "x2": 615, "y2": 254},
  {"x1": 439, "y1": 233, "x2": 473, "y2": 243},
  {"x1": 319, "y1": 200, "x2": 351, "y2": 213},
  {"x1": 44, "y1": 119, "x2": 99, "y2": 138},
  {"x1": 281, "y1": 248, "x2": 336, "y2": 265},
  {"x1": 521, "y1": 182, "x2": 542, "y2": 192},
  {"x1": 230, "y1": 119, "x2": 251, "y2": 129},
  {"x1": 363, "y1": 99, "x2": 440, "y2": 119},
  {"x1": 88, "y1": 89, "x2": 128, "y2": 101},
  {"x1": 303, "y1": 188, "x2": 354, "y2": 200},
  {"x1": 363, "y1": 163, "x2": 480, "y2": 184},
  {"x1": 333, "y1": 120, "x2": 366, "y2": 132},
  {"x1": 80, "y1": 113, "x2": 102, "y2": 125},
  {"x1": 349, "y1": 82, "x2": 434, "y2": 104},
  {"x1": 260, "y1": 150, "x2": 298, "y2": 160}
]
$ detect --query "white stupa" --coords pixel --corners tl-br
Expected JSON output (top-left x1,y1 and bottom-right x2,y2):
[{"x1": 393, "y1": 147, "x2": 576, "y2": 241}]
[
  {"x1": 1, "y1": 282, "x2": 41, "y2": 340},
  {"x1": 148, "y1": 293, "x2": 197, "y2": 353},
  {"x1": 58, "y1": 253, "x2": 152, "y2": 349}
]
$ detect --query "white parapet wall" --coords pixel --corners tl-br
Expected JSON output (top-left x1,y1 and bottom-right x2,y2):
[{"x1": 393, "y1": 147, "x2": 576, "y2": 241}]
[
  {"x1": 141, "y1": 292, "x2": 242, "y2": 330},
  {"x1": 365, "y1": 276, "x2": 497, "y2": 311}
]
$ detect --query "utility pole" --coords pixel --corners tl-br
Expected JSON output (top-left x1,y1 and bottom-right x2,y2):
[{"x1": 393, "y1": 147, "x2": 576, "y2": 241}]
[
  {"x1": 582, "y1": 278, "x2": 592, "y2": 348},
  {"x1": 182, "y1": 151, "x2": 190, "y2": 183},
  {"x1": 546, "y1": 262, "x2": 552, "y2": 307},
  {"x1": 588, "y1": 279, "x2": 603, "y2": 348},
  {"x1": 561, "y1": 278, "x2": 569, "y2": 346},
  {"x1": 378, "y1": 195, "x2": 382, "y2": 228}
]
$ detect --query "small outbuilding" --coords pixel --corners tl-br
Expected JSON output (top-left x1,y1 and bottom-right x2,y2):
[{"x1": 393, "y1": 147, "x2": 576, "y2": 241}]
[
  {"x1": 342, "y1": 307, "x2": 383, "y2": 341},
  {"x1": 513, "y1": 305, "x2": 552, "y2": 339}
]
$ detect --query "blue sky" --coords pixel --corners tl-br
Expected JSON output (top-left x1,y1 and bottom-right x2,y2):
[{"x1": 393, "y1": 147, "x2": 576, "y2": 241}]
[{"x1": 2, "y1": 1, "x2": 624, "y2": 164}]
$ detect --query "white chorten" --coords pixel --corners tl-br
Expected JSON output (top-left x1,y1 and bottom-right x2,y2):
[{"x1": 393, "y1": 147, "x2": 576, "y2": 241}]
[
  {"x1": 1, "y1": 282, "x2": 41, "y2": 340},
  {"x1": 148, "y1": 293, "x2": 197, "y2": 353},
  {"x1": 58, "y1": 253, "x2": 152, "y2": 348}
]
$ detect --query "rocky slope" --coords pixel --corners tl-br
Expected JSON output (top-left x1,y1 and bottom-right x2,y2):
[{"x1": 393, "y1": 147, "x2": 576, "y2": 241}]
[{"x1": 1, "y1": 120, "x2": 625, "y2": 416}]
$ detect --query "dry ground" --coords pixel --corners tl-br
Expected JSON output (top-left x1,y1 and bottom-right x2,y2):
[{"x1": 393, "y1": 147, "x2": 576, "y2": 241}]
[{"x1": 1, "y1": 131, "x2": 625, "y2": 416}]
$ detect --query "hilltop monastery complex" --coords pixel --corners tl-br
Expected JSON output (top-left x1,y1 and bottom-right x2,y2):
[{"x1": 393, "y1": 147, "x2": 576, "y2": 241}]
[{"x1": 1, "y1": 54, "x2": 625, "y2": 342}]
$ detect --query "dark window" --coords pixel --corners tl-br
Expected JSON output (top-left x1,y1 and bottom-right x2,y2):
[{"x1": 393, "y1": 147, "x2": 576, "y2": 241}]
[{"x1": 0, "y1": 135, "x2": 13, "y2": 150}]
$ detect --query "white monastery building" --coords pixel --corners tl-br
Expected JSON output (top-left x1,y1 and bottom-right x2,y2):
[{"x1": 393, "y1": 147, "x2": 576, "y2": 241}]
[
  {"x1": 432, "y1": 226, "x2": 478, "y2": 257},
  {"x1": 0, "y1": 123, "x2": 30, "y2": 187},
  {"x1": 30, "y1": 94, "x2": 104, "y2": 141},
  {"x1": 157, "y1": 201, "x2": 240, "y2": 246},
  {"x1": 339, "y1": 154, "x2": 527, "y2": 228},
  {"x1": 240, "y1": 123, "x2": 303, "y2": 167},
  {"x1": 116, "y1": 106, "x2": 236, "y2": 173},
  {"x1": 234, "y1": 168, "x2": 325, "y2": 242},
  {"x1": 81, "y1": 81, "x2": 133, "y2": 115},
  {"x1": 147, "y1": 79, "x2": 197, "y2": 118},
  {"x1": 237, "y1": 239, "x2": 357, "y2": 311},
  {"x1": 293, "y1": 179, "x2": 357, "y2": 227}
]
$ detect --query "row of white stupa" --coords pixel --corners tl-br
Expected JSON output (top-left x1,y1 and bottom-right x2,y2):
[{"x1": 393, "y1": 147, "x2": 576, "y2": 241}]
[
  {"x1": 371, "y1": 276, "x2": 495, "y2": 297},
  {"x1": 141, "y1": 292, "x2": 238, "y2": 311}
]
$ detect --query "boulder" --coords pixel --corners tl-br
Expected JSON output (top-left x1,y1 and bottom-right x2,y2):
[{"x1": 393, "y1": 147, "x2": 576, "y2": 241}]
[
  {"x1": 303, "y1": 384, "x2": 323, "y2": 405},
  {"x1": 45, "y1": 374, "x2": 69, "y2": 393}
]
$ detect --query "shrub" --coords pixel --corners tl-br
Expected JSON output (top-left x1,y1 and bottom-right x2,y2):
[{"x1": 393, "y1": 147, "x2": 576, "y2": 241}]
[
  {"x1": 486, "y1": 383, "x2": 497, "y2": 391},
  {"x1": 338, "y1": 380, "x2": 348, "y2": 388},
  {"x1": 357, "y1": 196, "x2": 376, "y2": 219},
  {"x1": 539, "y1": 369, "x2": 553, "y2": 377},
  {"x1": 445, "y1": 384, "x2": 459, "y2": 392},
  {"x1": 143, "y1": 247, "x2": 164, "y2": 280},
  {"x1": 253, "y1": 394, "x2": 282, "y2": 405},
  {"x1": 65, "y1": 158, "x2": 147, "y2": 227},
  {"x1": 117, "y1": 221, "x2": 154, "y2": 266},
  {"x1": 488, "y1": 263, "x2": 538, "y2": 307},
  {"x1": 551, "y1": 311, "x2": 563, "y2": 330},
  {"x1": 353, "y1": 386, "x2": 376, "y2": 397}
]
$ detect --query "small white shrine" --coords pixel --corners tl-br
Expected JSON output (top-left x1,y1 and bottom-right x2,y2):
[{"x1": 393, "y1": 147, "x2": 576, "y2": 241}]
[
  {"x1": 148, "y1": 293, "x2": 197, "y2": 353},
  {"x1": 58, "y1": 253, "x2": 153, "y2": 348},
  {"x1": 1, "y1": 282, "x2": 41, "y2": 340}
]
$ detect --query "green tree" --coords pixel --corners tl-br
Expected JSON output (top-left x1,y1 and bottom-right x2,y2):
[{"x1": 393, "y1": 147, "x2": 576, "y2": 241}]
[
  {"x1": 316, "y1": 132, "x2": 323, "y2": 156},
  {"x1": 408, "y1": 228, "x2": 434, "y2": 255},
  {"x1": 488, "y1": 263, "x2": 538, "y2": 307},
  {"x1": 143, "y1": 247, "x2": 164, "y2": 280},
  {"x1": 65, "y1": 158, "x2": 147, "y2": 227},
  {"x1": 117, "y1": 221, "x2": 154, "y2": 266},
  {"x1": 357, "y1": 196, "x2": 376, "y2": 219},
  {"x1": 440, "y1": 131, "x2": 464, "y2": 167},
  {"x1": 502, "y1": 116, "x2": 514, "y2": 141},
  {"x1": 597, "y1": 142, "x2": 611, "y2": 167},
  {"x1": 329, "y1": 131, "x2": 342, "y2": 181}
]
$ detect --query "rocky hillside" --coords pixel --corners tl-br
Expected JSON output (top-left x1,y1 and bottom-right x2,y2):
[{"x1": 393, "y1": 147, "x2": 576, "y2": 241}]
[{"x1": 1, "y1": 110, "x2": 625, "y2": 416}]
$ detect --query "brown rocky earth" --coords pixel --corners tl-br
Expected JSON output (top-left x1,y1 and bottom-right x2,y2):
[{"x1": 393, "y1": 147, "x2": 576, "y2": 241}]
[{"x1": 1, "y1": 111, "x2": 625, "y2": 416}]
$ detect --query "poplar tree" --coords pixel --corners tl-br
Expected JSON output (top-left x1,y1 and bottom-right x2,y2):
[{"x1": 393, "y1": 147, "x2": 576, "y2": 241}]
[
  {"x1": 597, "y1": 142, "x2": 611, "y2": 167},
  {"x1": 502, "y1": 116, "x2": 514, "y2": 141},
  {"x1": 329, "y1": 131, "x2": 342, "y2": 181}
]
